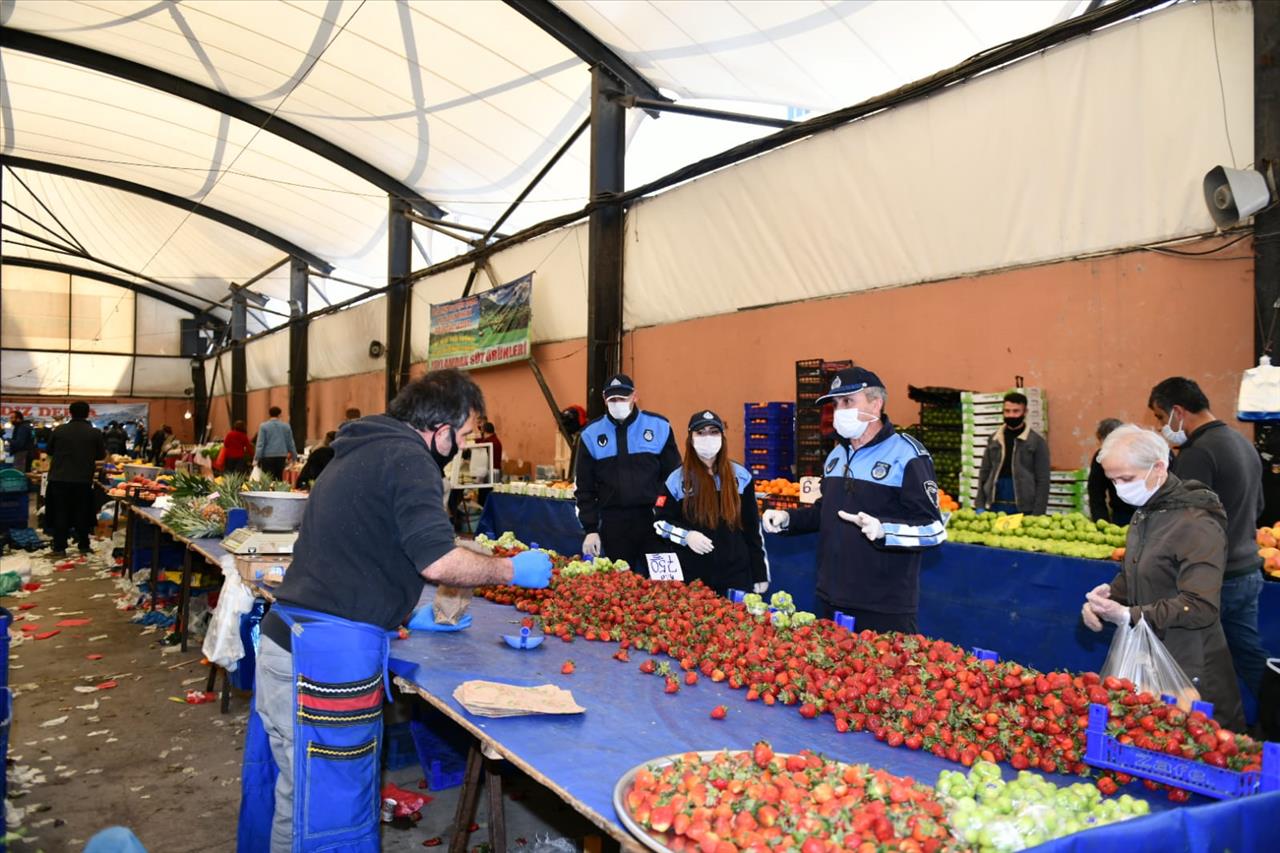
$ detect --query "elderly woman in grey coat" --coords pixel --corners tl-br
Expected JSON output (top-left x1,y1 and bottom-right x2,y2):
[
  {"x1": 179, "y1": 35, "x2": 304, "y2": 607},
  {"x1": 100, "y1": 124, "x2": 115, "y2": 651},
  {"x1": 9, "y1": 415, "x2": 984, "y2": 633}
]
[{"x1": 1081, "y1": 425, "x2": 1245, "y2": 731}]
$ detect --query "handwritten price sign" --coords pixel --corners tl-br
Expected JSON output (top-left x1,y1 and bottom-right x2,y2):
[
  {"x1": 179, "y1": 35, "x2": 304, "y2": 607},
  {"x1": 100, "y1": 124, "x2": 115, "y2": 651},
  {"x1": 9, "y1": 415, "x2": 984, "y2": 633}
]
[{"x1": 645, "y1": 552, "x2": 685, "y2": 582}]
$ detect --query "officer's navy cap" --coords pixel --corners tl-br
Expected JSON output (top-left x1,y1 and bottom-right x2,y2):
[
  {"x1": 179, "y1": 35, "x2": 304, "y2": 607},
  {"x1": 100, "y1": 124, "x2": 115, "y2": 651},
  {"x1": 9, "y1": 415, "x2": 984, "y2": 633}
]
[
  {"x1": 603, "y1": 373, "x2": 635, "y2": 398},
  {"x1": 688, "y1": 410, "x2": 725, "y2": 432},
  {"x1": 817, "y1": 367, "x2": 884, "y2": 403}
]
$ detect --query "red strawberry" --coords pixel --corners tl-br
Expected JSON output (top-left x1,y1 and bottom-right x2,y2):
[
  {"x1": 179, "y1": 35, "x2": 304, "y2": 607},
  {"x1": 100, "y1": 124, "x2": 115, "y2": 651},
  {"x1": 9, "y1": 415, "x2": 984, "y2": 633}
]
[
  {"x1": 639, "y1": 659, "x2": 656, "y2": 674},
  {"x1": 560, "y1": 660, "x2": 575, "y2": 675},
  {"x1": 684, "y1": 671, "x2": 698, "y2": 686},
  {"x1": 710, "y1": 705, "x2": 727, "y2": 720},
  {"x1": 664, "y1": 677, "x2": 679, "y2": 694}
]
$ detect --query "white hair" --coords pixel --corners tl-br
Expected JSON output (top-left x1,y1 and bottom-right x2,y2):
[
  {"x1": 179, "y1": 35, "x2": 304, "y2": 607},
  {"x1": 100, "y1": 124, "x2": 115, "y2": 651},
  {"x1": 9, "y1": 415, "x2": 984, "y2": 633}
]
[
  {"x1": 863, "y1": 386, "x2": 887, "y2": 405},
  {"x1": 1097, "y1": 424, "x2": 1170, "y2": 468}
]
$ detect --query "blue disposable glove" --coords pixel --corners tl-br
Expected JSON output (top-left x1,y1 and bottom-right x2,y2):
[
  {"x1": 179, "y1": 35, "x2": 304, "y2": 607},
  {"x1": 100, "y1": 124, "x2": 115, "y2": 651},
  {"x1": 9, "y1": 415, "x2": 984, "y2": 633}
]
[
  {"x1": 511, "y1": 550, "x2": 552, "y2": 588},
  {"x1": 407, "y1": 608, "x2": 472, "y2": 632}
]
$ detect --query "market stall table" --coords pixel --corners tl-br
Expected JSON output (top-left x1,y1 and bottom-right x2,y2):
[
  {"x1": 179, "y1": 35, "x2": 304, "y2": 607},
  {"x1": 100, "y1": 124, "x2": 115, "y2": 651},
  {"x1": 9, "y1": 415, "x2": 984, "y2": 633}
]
[{"x1": 388, "y1": 599, "x2": 1277, "y2": 853}]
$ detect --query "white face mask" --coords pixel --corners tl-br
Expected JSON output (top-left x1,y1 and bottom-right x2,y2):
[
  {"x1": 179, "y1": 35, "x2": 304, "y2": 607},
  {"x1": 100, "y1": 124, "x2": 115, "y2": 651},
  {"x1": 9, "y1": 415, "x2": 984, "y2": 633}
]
[
  {"x1": 1161, "y1": 411, "x2": 1187, "y2": 447},
  {"x1": 606, "y1": 400, "x2": 633, "y2": 421},
  {"x1": 1114, "y1": 464, "x2": 1160, "y2": 507},
  {"x1": 833, "y1": 407, "x2": 873, "y2": 440},
  {"x1": 692, "y1": 435, "x2": 722, "y2": 461}
]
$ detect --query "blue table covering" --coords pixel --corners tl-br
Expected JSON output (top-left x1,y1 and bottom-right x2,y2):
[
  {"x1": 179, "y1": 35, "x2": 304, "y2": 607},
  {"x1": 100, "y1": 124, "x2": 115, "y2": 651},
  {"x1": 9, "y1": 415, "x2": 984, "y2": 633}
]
[
  {"x1": 388, "y1": 600, "x2": 1277, "y2": 852},
  {"x1": 477, "y1": 492, "x2": 586, "y2": 556}
]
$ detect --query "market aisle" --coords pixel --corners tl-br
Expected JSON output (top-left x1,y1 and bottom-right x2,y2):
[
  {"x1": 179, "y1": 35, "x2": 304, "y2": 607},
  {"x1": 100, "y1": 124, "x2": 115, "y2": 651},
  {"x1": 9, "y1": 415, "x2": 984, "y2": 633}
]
[{"x1": 5, "y1": 538, "x2": 245, "y2": 852}]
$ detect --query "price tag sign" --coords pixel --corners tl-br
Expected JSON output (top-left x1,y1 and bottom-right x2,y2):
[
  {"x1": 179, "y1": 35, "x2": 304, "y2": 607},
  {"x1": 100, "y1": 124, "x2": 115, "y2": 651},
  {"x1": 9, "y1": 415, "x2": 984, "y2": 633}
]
[
  {"x1": 799, "y1": 476, "x2": 821, "y2": 504},
  {"x1": 645, "y1": 552, "x2": 685, "y2": 582}
]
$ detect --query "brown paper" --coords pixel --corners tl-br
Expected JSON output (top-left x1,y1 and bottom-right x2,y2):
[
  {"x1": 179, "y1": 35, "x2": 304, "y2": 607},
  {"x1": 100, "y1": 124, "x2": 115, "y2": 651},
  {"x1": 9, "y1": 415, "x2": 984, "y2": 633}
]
[
  {"x1": 433, "y1": 585, "x2": 473, "y2": 626},
  {"x1": 453, "y1": 680, "x2": 585, "y2": 717}
]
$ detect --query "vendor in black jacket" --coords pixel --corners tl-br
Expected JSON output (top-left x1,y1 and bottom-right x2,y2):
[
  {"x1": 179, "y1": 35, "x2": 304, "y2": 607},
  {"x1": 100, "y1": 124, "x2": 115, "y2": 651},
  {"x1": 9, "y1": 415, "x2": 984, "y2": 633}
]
[
  {"x1": 652, "y1": 410, "x2": 770, "y2": 596},
  {"x1": 575, "y1": 373, "x2": 681, "y2": 571},
  {"x1": 761, "y1": 367, "x2": 946, "y2": 633}
]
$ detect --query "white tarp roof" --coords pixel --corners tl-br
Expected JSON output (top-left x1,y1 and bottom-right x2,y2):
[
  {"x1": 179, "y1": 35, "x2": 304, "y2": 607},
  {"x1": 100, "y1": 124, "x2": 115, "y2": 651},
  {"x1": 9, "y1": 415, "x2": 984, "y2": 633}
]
[{"x1": 0, "y1": 0, "x2": 1092, "y2": 320}]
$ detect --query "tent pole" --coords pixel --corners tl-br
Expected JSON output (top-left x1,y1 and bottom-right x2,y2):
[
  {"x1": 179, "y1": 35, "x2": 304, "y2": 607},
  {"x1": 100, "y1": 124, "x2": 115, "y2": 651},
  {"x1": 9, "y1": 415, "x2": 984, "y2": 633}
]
[
  {"x1": 288, "y1": 257, "x2": 310, "y2": 449},
  {"x1": 585, "y1": 65, "x2": 625, "y2": 420},
  {"x1": 191, "y1": 358, "x2": 209, "y2": 444},
  {"x1": 230, "y1": 291, "x2": 248, "y2": 429},
  {"x1": 386, "y1": 195, "x2": 413, "y2": 403},
  {"x1": 1255, "y1": 0, "x2": 1280, "y2": 364}
]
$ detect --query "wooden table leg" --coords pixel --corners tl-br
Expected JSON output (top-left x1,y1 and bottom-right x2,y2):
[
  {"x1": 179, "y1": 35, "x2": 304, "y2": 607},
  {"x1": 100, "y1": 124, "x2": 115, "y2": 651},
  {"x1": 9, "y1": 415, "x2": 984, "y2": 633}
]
[
  {"x1": 122, "y1": 506, "x2": 135, "y2": 577},
  {"x1": 111, "y1": 496, "x2": 120, "y2": 533},
  {"x1": 448, "y1": 743, "x2": 485, "y2": 853},
  {"x1": 149, "y1": 524, "x2": 161, "y2": 611},
  {"x1": 486, "y1": 758, "x2": 506, "y2": 853},
  {"x1": 221, "y1": 668, "x2": 232, "y2": 713},
  {"x1": 179, "y1": 547, "x2": 193, "y2": 651}
]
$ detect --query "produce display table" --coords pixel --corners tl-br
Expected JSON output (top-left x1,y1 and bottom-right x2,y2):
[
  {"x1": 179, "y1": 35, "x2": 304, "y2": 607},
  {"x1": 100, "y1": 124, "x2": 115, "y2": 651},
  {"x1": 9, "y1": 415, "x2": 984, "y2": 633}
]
[
  {"x1": 469, "y1": 493, "x2": 1280, "y2": 721},
  {"x1": 129, "y1": 507, "x2": 233, "y2": 650},
  {"x1": 388, "y1": 599, "x2": 1277, "y2": 852}
]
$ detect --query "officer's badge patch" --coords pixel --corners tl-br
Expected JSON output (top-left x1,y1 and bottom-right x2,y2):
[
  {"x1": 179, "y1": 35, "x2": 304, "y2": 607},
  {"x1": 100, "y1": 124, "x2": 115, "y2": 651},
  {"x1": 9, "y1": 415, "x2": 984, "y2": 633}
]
[
  {"x1": 871, "y1": 461, "x2": 890, "y2": 480},
  {"x1": 825, "y1": 456, "x2": 840, "y2": 474},
  {"x1": 924, "y1": 480, "x2": 940, "y2": 508},
  {"x1": 831, "y1": 377, "x2": 842, "y2": 390},
  {"x1": 597, "y1": 434, "x2": 608, "y2": 447},
  {"x1": 643, "y1": 428, "x2": 655, "y2": 442}
]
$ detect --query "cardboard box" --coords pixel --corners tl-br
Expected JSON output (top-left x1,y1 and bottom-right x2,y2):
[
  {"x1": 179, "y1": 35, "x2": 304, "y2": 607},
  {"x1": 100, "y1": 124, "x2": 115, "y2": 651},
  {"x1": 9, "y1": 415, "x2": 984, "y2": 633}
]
[{"x1": 235, "y1": 554, "x2": 290, "y2": 587}]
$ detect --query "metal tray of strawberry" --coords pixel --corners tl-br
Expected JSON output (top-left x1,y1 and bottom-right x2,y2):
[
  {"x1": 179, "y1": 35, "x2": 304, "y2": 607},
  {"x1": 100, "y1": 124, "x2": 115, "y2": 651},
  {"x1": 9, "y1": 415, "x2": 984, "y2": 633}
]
[{"x1": 614, "y1": 744, "x2": 959, "y2": 853}]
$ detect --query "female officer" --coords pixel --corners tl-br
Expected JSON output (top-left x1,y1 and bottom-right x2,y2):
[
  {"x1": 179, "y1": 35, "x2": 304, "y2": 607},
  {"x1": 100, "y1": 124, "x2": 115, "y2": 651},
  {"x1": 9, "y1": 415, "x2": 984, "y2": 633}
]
[{"x1": 652, "y1": 410, "x2": 769, "y2": 596}]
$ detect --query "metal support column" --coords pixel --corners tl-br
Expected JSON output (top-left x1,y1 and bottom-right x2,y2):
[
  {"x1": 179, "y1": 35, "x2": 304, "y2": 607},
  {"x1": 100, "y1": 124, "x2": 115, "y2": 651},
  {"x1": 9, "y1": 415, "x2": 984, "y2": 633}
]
[
  {"x1": 1256, "y1": 0, "x2": 1280, "y2": 361},
  {"x1": 288, "y1": 257, "x2": 310, "y2": 448},
  {"x1": 191, "y1": 358, "x2": 209, "y2": 444},
  {"x1": 585, "y1": 65, "x2": 626, "y2": 420},
  {"x1": 230, "y1": 290, "x2": 248, "y2": 427},
  {"x1": 386, "y1": 195, "x2": 414, "y2": 403}
]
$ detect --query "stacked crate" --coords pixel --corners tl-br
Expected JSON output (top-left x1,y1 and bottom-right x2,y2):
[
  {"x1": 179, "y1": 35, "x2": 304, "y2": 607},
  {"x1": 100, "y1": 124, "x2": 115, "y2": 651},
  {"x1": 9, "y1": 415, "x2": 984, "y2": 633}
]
[
  {"x1": 1049, "y1": 469, "x2": 1089, "y2": 516},
  {"x1": 794, "y1": 359, "x2": 852, "y2": 477},
  {"x1": 743, "y1": 402, "x2": 795, "y2": 481},
  {"x1": 905, "y1": 387, "x2": 964, "y2": 497}
]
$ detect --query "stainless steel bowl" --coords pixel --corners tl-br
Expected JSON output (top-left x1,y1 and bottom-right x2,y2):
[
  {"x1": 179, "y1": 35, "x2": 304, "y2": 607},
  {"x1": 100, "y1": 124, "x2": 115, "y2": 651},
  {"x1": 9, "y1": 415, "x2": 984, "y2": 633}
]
[
  {"x1": 123, "y1": 464, "x2": 162, "y2": 480},
  {"x1": 240, "y1": 491, "x2": 309, "y2": 532}
]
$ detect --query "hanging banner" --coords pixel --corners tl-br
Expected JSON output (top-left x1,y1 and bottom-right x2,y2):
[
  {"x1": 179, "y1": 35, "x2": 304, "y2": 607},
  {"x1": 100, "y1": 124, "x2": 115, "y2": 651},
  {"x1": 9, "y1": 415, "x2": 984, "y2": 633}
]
[
  {"x1": 427, "y1": 273, "x2": 533, "y2": 371},
  {"x1": 0, "y1": 400, "x2": 149, "y2": 427}
]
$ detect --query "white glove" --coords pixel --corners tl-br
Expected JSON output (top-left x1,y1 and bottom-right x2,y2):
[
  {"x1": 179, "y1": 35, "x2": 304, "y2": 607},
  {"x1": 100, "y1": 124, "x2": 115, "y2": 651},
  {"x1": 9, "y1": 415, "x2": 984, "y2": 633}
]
[
  {"x1": 582, "y1": 532, "x2": 601, "y2": 558},
  {"x1": 685, "y1": 531, "x2": 714, "y2": 555},
  {"x1": 838, "y1": 511, "x2": 884, "y2": 541},
  {"x1": 752, "y1": 581, "x2": 769, "y2": 594},
  {"x1": 1087, "y1": 590, "x2": 1131, "y2": 627},
  {"x1": 761, "y1": 510, "x2": 790, "y2": 533},
  {"x1": 1081, "y1": 600, "x2": 1103, "y2": 632}
]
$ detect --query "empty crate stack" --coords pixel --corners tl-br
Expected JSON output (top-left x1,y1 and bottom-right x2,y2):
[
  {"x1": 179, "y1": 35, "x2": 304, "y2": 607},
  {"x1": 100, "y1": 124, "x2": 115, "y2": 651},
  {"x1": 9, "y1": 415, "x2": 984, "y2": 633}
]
[
  {"x1": 905, "y1": 386, "x2": 963, "y2": 498},
  {"x1": 795, "y1": 359, "x2": 852, "y2": 477},
  {"x1": 744, "y1": 402, "x2": 795, "y2": 481}
]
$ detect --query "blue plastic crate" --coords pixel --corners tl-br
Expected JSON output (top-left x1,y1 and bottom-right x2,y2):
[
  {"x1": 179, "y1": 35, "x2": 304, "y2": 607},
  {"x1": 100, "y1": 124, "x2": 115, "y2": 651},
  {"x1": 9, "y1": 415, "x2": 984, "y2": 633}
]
[
  {"x1": 0, "y1": 493, "x2": 28, "y2": 527},
  {"x1": 0, "y1": 469, "x2": 28, "y2": 493},
  {"x1": 1085, "y1": 703, "x2": 1280, "y2": 799},
  {"x1": 745, "y1": 432, "x2": 795, "y2": 448},
  {"x1": 748, "y1": 462, "x2": 793, "y2": 479},
  {"x1": 745, "y1": 422, "x2": 794, "y2": 438},
  {"x1": 744, "y1": 402, "x2": 795, "y2": 427},
  {"x1": 410, "y1": 708, "x2": 469, "y2": 790},
  {"x1": 383, "y1": 720, "x2": 418, "y2": 771}
]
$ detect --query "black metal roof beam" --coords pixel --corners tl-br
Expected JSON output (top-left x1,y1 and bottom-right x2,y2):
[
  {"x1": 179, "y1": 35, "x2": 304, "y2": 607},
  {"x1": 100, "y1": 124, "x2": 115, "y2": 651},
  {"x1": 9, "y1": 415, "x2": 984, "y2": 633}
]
[
  {"x1": 483, "y1": 115, "x2": 589, "y2": 242},
  {"x1": 1, "y1": 345, "x2": 190, "y2": 359},
  {"x1": 0, "y1": 28, "x2": 447, "y2": 220},
  {"x1": 617, "y1": 95, "x2": 796, "y2": 130},
  {"x1": 1, "y1": 255, "x2": 207, "y2": 315},
  {"x1": 503, "y1": 0, "x2": 667, "y2": 112},
  {"x1": 2, "y1": 156, "x2": 334, "y2": 273}
]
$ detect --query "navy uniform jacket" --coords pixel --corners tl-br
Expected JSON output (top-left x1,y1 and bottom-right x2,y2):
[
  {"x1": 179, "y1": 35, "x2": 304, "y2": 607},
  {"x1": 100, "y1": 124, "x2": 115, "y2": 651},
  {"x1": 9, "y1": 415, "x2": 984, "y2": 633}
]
[
  {"x1": 787, "y1": 418, "x2": 946, "y2": 614},
  {"x1": 575, "y1": 409, "x2": 681, "y2": 534},
  {"x1": 653, "y1": 462, "x2": 770, "y2": 595}
]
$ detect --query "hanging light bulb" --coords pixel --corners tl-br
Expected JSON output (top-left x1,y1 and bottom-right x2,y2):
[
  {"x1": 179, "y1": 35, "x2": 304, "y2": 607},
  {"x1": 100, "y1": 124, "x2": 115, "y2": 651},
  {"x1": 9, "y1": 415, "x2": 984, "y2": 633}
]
[{"x1": 183, "y1": 410, "x2": 193, "y2": 420}]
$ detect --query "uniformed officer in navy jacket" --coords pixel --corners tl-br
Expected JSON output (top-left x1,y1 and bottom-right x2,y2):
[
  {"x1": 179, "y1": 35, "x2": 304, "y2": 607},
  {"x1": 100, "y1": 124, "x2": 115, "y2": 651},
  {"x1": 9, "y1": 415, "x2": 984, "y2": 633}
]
[
  {"x1": 762, "y1": 367, "x2": 947, "y2": 633},
  {"x1": 575, "y1": 373, "x2": 681, "y2": 571}
]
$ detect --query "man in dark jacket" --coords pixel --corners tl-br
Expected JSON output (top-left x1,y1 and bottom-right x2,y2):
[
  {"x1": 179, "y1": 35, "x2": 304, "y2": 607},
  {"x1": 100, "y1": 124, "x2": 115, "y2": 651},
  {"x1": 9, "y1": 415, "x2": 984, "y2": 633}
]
[
  {"x1": 7, "y1": 411, "x2": 35, "y2": 472},
  {"x1": 1082, "y1": 424, "x2": 1245, "y2": 731},
  {"x1": 761, "y1": 367, "x2": 946, "y2": 633},
  {"x1": 47, "y1": 401, "x2": 106, "y2": 555},
  {"x1": 1149, "y1": 377, "x2": 1270, "y2": 705},
  {"x1": 575, "y1": 374, "x2": 681, "y2": 571},
  {"x1": 103, "y1": 421, "x2": 129, "y2": 456},
  {"x1": 1087, "y1": 418, "x2": 1134, "y2": 524},
  {"x1": 975, "y1": 391, "x2": 1050, "y2": 514}
]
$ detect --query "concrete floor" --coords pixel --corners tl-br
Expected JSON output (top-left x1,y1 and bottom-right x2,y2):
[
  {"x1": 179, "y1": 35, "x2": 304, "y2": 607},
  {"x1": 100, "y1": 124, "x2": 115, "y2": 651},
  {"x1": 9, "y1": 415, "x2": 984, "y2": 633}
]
[{"x1": 3, "y1": 530, "x2": 605, "y2": 852}]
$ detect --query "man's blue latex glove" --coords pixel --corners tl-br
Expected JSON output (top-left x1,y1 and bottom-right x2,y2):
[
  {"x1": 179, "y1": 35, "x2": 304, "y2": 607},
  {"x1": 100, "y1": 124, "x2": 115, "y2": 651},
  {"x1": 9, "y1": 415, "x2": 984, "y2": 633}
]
[
  {"x1": 407, "y1": 608, "x2": 472, "y2": 632},
  {"x1": 511, "y1": 550, "x2": 552, "y2": 588}
]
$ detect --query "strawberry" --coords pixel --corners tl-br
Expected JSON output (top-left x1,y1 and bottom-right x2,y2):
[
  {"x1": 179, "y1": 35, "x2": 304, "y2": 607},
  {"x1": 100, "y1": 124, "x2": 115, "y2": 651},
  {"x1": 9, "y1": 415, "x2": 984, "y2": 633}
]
[
  {"x1": 639, "y1": 659, "x2": 656, "y2": 674},
  {"x1": 664, "y1": 677, "x2": 679, "y2": 694},
  {"x1": 710, "y1": 705, "x2": 727, "y2": 720},
  {"x1": 684, "y1": 671, "x2": 698, "y2": 686},
  {"x1": 560, "y1": 660, "x2": 575, "y2": 675}
]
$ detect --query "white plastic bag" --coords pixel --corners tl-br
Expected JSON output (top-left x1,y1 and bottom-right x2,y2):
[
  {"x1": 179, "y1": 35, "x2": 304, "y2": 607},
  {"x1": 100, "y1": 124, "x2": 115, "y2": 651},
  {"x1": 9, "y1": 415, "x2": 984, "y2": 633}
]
[
  {"x1": 249, "y1": 463, "x2": 264, "y2": 481},
  {"x1": 1101, "y1": 615, "x2": 1200, "y2": 709},
  {"x1": 202, "y1": 571, "x2": 255, "y2": 672},
  {"x1": 1238, "y1": 356, "x2": 1280, "y2": 421}
]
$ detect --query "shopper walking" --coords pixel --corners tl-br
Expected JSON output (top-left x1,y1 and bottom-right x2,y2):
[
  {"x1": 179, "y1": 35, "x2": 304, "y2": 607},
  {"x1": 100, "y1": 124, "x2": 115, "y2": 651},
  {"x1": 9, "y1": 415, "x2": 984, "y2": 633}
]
[
  {"x1": 1149, "y1": 377, "x2": 1270, "y2": 706},
  {"x1": 975, "y1": 391, "x2": 1051, "y2": 514},
  {"x1": 761, "y1": 367, "x2": 946, "y2": 633},
  {"x1": 575, "y1": 373, "x2": 681, "y2": 571},
  {"x1": 1081, "y1": 424, "x2": 1245, "y2": 731},
  {"x1": 7, "y1": 411, "x2": 34, "y2": 472},
  {"x1": 254, "y1": 407, "x2": 297, "y2": 480},
  {"x1": 46, "y1": 401, "x2": 106, "y2": 556},
  {"x1": 653, "y1": 410, "x2": 769, "y2": 596},
  {"x1": 222, "y1": 420, "x2": 253, "y2": 474},
  {"x1": 238, "y1": 369, "x2": 551, "y2": 853}
]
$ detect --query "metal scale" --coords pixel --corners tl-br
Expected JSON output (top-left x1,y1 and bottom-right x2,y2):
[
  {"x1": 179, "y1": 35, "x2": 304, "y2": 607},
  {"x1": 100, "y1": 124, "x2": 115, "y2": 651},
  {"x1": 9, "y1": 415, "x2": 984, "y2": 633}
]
[{"x1": 219, "y1": 506, "x2": 299, "y2": 554}]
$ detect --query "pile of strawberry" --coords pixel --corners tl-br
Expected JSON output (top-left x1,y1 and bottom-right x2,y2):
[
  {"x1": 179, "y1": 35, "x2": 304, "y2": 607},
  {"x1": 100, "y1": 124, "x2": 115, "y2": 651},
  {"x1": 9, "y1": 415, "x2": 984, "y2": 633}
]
[
  {"x1": 624, "y1": 742, "x2": 959, "y2": 853},
  {"x1": 476, "y1": 559, "x2": 1265, "y2": 800}
]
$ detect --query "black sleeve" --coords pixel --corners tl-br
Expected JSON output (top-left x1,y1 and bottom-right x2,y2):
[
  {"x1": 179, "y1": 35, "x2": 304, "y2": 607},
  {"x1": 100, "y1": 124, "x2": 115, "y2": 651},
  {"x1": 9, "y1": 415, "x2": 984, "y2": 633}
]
[
  {"x1": 394, "y1": 460, "x2": 457, "y2": 576},
  {"x1": 658, "y1": 428, "x2": 682, "y2": 486},
  {"x1": 975, "y1": 444, "x2": 995, "y2": 509},
  {"x1": 653, "y1": 476, "x2": 683, "y2": 526},
  {"x1": 574, "y1": 441, "x2": 600, "y2": 534},
  {"x1": 1033, "y1": 433, "x2": 1051, "y2": 516},
  {"x1": 739, "y1": 481, "x2": 769, "y2": 584},
  {"x1": 878, "y1": 456, "x2": 948, "y2": 550},
  {"x1": 1087, "y1": 454, "x2": 1111, "y2": 522},
  {"x1": 1171, "y1": 445, "x2": 1216, "y2": 489},
  {"x1": 786, "y1": 492, "x2": 823, "y2": 533},
  {"x1": 95, "y1": 430, "x2": 107, "y2": 461}
]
